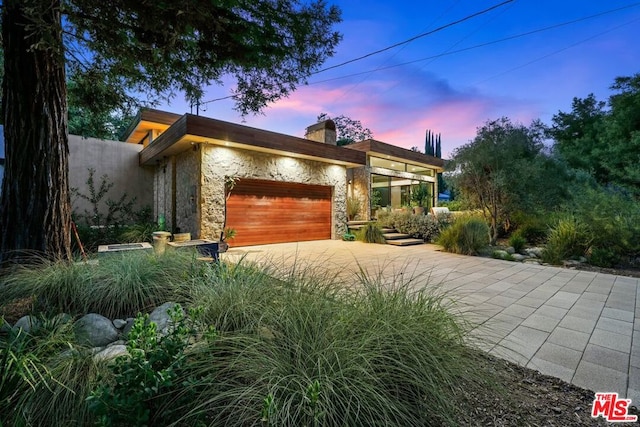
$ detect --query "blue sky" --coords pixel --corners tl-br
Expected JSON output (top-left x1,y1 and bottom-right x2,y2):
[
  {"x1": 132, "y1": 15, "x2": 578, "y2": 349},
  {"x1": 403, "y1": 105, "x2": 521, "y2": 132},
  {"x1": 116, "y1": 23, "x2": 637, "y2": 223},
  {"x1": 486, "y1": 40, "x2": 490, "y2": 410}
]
[{"x1": 159, "y1": 0, "x2": 640, "y2": 158}]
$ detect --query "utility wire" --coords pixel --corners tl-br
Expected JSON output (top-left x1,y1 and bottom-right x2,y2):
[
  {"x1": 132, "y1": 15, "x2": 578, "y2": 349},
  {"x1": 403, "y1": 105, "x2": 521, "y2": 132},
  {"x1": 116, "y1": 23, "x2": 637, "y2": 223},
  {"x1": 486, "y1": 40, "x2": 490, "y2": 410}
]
[
  {"x1": 309, "y1": 1, "x2": 640, "y2": 85},
  {"x1": 314, "y1": 0, "x2": 514, "y2": 74},
  {"x1": 197, "y1": 1, "x2": 640, "y2": 107},
  {"x1": 198, "y1": 0, "x2": 512, "y2": 107},
  {"x1": 475, "y1": 16, "x2": 640, "y2": 84}
]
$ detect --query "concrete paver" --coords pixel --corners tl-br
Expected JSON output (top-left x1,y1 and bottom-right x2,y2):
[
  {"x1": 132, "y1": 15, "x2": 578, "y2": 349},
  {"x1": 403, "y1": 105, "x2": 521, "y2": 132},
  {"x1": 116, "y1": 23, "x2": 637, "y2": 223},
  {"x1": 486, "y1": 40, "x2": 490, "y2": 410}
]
[{"x1": 223, "y1": 240, "x2": 640, "y2": 401}]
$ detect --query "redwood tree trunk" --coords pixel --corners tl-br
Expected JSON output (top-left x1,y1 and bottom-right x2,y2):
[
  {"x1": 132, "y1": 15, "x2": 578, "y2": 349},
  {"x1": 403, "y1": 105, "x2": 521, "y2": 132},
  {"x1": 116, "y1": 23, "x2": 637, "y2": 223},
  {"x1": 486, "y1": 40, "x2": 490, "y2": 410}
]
[{"x1": 0, "y1": 0, "x2": 72, "y2": 263}]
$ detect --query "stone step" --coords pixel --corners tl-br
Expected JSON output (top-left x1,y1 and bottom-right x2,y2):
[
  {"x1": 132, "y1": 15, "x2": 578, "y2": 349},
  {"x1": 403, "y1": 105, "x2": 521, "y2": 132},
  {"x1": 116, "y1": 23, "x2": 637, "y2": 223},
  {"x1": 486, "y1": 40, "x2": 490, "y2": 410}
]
[
  {"x1": 383, "y1": 232, "x2": 411, "y2": 240},
  {"x1": 386, "y1": 238, "x2": 425, "y2": 246},
  {"x1": 346, "y1": 220, "x2": 370, "y2": 226}
]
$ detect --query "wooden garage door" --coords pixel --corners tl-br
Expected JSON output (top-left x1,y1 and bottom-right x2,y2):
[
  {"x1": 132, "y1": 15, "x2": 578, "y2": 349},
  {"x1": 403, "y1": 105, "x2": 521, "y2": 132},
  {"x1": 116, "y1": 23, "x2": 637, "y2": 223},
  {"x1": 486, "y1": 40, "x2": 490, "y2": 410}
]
[{"x1": 226, "y1": 179, "x2": 332, "y2": 246}]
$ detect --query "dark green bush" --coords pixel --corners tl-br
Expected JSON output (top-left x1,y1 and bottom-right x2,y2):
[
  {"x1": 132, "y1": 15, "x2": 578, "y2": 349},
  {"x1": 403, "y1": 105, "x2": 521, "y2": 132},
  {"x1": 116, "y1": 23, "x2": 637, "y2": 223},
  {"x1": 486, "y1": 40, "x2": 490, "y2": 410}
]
[
  {"x1": 588, "y1": 247, "x2": 619, "y2": 268},
  {"x1": 436, "y1": 216, "x2": 489, "y2": 255},
  {"x1": 510, "y1": 211, "x2": 549, "y2": 244},
  {"x1": 508, "y1": 231, "x2": 526, "y2": 253},
  {"x1": 377, "y1": 210, "x2": 453, "y2": 242}
]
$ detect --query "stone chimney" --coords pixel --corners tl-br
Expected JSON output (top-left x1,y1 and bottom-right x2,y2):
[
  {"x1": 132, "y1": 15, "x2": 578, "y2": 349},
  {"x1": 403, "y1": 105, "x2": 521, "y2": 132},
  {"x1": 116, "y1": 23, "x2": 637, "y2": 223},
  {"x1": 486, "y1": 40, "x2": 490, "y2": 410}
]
[{"x1": 305, "y1": 119, "x2": 337, "y2": 145}]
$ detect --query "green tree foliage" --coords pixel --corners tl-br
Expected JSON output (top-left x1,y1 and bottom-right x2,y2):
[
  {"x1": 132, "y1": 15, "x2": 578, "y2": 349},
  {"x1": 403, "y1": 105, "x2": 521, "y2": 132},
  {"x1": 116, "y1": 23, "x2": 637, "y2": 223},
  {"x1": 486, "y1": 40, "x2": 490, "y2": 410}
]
[
  {"x1": 549, "y1": 73, "x2": 640, "y2": 195},
  {"x1": 449, "y1": 117, "x2": 569, "y2": 244},
  {"x1": 0, "y1": 0, "x2": 342, "y2": 262},
  {"x1": 317, "y1": 113, "x2": 373, "y2": 145}
]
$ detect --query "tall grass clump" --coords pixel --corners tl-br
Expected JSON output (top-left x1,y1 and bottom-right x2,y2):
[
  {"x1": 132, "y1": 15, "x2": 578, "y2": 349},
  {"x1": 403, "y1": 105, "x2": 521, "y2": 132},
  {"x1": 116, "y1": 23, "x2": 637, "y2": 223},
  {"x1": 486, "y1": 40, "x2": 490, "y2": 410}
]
[
  {"x1": 508, "y1": 230, "x2": 526, "y2": 253},
  {"x1": 437, "y1": 215, "x2": 489, "y2": 255},
  {"x1": 542, "y1": 216, "x2": 592, "y2": 265},
  {"x1": 175, "y1": 262, "x2": 487, "y2": 426},
  {"x1": 0, "y1": 250, "x2": 204, "y2": 319},
  {"x1": 355, "y1": 222, "x2": 386, "y2": 244},
  {"x1": 1, "y1": 315, "x2": 102, "y2": 426}
]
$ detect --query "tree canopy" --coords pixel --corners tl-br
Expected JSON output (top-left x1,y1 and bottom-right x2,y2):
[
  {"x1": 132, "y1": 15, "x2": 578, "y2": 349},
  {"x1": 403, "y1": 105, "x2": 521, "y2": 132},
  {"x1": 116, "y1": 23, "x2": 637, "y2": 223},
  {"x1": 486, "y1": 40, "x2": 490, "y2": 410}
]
[
  {"x1": 449, "y1": 117, "x2": 568, "y2": 244},
  {"x1": 0, "y1": 0, "x2": 342, "y2": 262},
  {"x1": 317, "y1": 112, "x2": 373, "y2": 146},
  {"x1": 548, "y1": 73, "x2": 640, "y2": 195}
]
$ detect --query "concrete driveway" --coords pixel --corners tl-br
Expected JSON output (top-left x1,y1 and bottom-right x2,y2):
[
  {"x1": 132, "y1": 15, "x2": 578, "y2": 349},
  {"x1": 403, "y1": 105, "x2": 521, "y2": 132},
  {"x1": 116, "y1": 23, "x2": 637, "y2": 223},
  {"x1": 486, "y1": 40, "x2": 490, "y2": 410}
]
[{"x1": 223, "y1": 240, "x2": 640, "y2": 402}]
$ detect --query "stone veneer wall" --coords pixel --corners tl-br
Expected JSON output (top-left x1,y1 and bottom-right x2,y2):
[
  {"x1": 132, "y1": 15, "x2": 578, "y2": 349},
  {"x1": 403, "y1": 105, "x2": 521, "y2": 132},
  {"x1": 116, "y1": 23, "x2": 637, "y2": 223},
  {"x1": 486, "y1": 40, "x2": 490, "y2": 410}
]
[
  {"x1": 350, "y1": 166, "x2": 371, "y2": 219},
  {"x1": 174, "y1": 147, "x2": 201, "y2": 237},
  {"x1": 199, "y1": 145, "x2": 348, "y2": 241},
  {"x1": 152, "y1": 160, "x2": 173, "y2": 229}
]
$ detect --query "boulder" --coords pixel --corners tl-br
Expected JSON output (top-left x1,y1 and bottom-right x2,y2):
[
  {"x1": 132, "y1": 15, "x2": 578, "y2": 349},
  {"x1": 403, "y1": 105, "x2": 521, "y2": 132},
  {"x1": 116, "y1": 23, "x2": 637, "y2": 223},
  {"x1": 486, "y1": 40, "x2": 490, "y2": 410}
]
[
  {"x1": 75, "y1": 313, "x2": 119, "y2": 347},
  {"x1": 506, "y1": 246, "x2": 516, "y2": 255},
  {"x1": 112, "y1": 319, "x2": 127, "y2": 329},
  {"x1": 523, "y1": 258, "x2": 542, "y2": 265},
  {"x1": 525, "y1": 247, "x2": 544, "y2": 258},
  {"x1": 512, "y1": 253, "x2": 527, "y2": 262},
  {"x1": 93, "y1": 344, "x2": 129, "y2": 363},
  {"x1": 13, "y1": 315, "x2": 40, "y2": 333},
  {"x1": 149, "y1": 302, "x2": 183, "y2": 335}
]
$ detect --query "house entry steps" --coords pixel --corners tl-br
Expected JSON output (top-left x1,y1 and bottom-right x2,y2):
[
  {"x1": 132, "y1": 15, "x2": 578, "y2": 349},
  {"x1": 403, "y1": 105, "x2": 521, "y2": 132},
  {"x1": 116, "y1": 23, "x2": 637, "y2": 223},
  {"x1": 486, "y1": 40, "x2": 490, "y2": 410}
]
[{"x1": 346, "y1": 221, "x2": 424, "y2": 246}]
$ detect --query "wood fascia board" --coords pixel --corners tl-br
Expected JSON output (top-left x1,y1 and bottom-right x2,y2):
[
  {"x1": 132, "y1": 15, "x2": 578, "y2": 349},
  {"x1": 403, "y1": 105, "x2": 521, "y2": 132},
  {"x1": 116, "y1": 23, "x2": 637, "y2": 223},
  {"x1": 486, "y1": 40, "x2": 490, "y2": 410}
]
[{"x1": 140, "y1": 114, "x2": 366, "y2": 167}]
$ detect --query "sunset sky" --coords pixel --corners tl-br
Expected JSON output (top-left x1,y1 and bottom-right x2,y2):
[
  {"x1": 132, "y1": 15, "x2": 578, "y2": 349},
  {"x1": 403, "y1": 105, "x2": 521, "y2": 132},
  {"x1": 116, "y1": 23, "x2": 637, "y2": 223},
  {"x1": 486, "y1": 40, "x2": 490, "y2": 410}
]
[{"x1": 159, "y1": 0, "x2": 640, "y2": 158}]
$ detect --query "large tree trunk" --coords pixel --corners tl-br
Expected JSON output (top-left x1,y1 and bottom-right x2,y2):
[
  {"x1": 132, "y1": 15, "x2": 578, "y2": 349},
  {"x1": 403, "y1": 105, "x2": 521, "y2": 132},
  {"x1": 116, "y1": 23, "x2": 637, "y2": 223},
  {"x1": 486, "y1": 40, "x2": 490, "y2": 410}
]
[{"x1": 0, "y1": 0, "x2": 71, "y2": 263}]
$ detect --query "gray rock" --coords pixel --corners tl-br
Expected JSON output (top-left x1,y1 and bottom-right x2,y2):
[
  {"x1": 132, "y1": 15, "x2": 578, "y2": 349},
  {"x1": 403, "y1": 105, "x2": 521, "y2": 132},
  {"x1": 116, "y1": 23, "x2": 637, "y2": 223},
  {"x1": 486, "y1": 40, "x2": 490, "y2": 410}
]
[
  {"x1": 579, "y1": 256, "x2": 587, "y2": 263},
  {"x1": 107, "y1": 339, "x2": 126, "y2": 347},
  {"x1": 512, "y1": 253, "x2": 527, "y2": 262},
  {"x1": 93, "y1": 344, "x2": 129, "y2": 363},
  {"x1": 563, "y1": 259, "x2": 583, "y2": 268},
  {"x1": 523, "y1": 258, "x2": 542, "y2": 265},
  {"x1": 149, "y1": 302, "x2": 183, "y2": 335},
  {"x1": 75, "y1": 313, "x2": 119, "y2": 347},
  {"x1": 526, "y1": 247, "x2": 544, "y2": 258},
  {"x1": 506, "y1": 246, "x2": 516, "y2": 255},
  {"x1": 112, "y1": 319, "x2": 127, "y2": 329},
  {"x1": 13, "y1": 315, "x2": 40, "y2": 333}
]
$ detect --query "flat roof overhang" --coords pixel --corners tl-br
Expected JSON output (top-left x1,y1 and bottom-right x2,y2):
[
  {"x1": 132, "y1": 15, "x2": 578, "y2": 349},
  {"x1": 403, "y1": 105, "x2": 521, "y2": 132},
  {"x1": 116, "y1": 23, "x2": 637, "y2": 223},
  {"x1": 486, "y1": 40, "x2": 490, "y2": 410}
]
[
  {"x1": 345, "y1": 139, "x2": 445, "y2": 172},
  {"x1": 139, "y1": 114, "x2": 367, "y2": 167},
  {"x1": 122, "y1": 109, "x2": 182, "y2": 144}
]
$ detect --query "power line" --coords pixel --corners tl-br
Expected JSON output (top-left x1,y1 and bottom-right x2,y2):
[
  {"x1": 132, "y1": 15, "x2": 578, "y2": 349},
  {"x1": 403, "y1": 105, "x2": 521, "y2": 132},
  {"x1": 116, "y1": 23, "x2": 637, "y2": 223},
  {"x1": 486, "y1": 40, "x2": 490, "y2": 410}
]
[
  {"x1": 308, "y1": 2, "x2": 640, "y2": 85},
  {"x1": 475, "y1": 16, "x2": 640, "y2": 84},
  {"x1": 314, "y1": 0, "x2": 514, "y2": 74},
  {"x1": 197, "y1": 1, "x2": 640, "y2": 107}
]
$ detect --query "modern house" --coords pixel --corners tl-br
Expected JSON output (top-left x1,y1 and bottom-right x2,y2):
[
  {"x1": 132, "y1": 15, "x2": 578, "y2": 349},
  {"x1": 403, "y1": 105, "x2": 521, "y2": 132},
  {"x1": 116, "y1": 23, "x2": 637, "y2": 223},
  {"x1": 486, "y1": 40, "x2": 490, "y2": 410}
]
[{"x1": 121, "y1": 109, "x2": 444, "y2": 247}]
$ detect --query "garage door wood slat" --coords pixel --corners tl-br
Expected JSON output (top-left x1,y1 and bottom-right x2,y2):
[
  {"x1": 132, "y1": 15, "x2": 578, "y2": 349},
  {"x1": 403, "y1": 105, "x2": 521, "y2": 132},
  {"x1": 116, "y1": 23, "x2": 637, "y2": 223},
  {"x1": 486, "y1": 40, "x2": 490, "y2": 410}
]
[{"x1": 226, "y1": 179, "x2": 332, "y2": 246}]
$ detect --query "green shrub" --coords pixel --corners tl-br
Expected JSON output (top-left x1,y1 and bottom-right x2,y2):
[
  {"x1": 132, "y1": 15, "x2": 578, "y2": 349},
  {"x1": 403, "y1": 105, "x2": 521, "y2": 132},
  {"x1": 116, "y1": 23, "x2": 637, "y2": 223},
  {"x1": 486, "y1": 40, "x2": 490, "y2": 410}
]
[
  {"x1": 542, "y1": 216, "x2": 591, "y2": 265},
  {"x1": 510, "y1": 211, "x2": 549, "y2": 244},
  {"x1": 437, "y1": 216, "x2": 489, "y2": 255},
  {"x1": 492, "y1": 250, "x2": 515, "y2": 261},
  {"x1": 508, "y1": 231, "x2": 526, "y2": 253},
  {"x1": 588, "y1": 247, "x2": 619, "y2": 268},
  {"x1": 87, "y1": 305, "x2": 215, "y2": 426},
  {"x1": 355, "y1": 222, "x2": 386, "y2": 244},
  {"x1": 377, "y1": 210, "x2": 452, "y2": 242},
  {"x1": 0, "y1": 250, "x2": 204, "y2": 319},
  {"x1": 437, "y1": 199, "x2": 466, "y2": 211},
  {"x1": 566, "y1": 185, "x2": 640, "y2": 265},
  {"x1": 177, "y1": 263, "x2": 488, "y2": 426}
]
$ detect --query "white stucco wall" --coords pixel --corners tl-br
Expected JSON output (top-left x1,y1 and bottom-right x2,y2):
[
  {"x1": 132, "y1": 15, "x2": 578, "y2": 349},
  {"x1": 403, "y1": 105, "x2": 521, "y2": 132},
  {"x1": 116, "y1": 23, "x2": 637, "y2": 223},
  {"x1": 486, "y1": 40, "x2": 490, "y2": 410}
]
[
  {"x1": 69, "y1": 135, "x2": 153, "y2": 220},
  {"x1": 198, "y1": 145, "x2": 348, "y2": 241}
]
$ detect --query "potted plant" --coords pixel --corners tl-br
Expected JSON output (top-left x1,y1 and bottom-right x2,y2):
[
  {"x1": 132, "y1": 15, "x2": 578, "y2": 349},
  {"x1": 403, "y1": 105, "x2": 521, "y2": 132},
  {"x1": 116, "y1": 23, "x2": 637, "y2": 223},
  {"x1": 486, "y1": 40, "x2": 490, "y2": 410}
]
[
  {"x1": 219, "y1": 227, "x2": 236, "y2": 252},
  {"x1": 411, "y1": 183, "x2": 431, "y2": 215}
]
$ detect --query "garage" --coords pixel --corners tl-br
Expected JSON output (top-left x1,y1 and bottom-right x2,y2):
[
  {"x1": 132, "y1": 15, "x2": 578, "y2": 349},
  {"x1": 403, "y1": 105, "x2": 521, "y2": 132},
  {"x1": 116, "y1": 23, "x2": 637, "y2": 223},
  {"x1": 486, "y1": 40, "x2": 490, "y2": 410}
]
[{"x1": 226, "y1": 179, "x2": 332, "y2": 247}]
